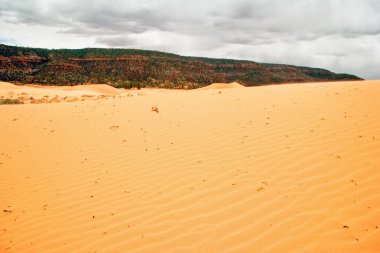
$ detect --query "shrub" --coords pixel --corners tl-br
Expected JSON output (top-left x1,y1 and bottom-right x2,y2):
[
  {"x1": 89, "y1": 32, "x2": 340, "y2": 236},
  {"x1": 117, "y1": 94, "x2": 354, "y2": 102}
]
[
  {"x1": 0, "y1": 98, "x2": 24, "y2": 105},
  {"x1": 116, "y1": 80, "x2": 145, "y2": 89}
]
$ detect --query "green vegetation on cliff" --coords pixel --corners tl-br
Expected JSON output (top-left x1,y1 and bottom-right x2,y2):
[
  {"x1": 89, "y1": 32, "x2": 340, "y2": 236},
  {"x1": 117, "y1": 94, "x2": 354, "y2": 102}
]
[{"x1": 0, "y1": 44, "x2": 361, "y2": 88}]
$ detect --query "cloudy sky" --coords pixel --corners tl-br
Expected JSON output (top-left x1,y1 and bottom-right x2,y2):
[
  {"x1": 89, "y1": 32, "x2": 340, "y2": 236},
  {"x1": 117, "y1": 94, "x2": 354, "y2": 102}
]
[{"x1": 0, "y1": 0, "x2": 379, "y2": 79}]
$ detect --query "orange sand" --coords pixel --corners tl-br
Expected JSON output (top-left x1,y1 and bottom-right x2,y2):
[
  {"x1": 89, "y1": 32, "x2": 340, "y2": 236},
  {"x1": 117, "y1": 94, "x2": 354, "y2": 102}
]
[
  {"x1": 0, "y1": 81, "x2": 379, "y2": 252},
  {"x1": 0, "y1": 83, "x2": 123, "y2": 104},
  {"x1": 197, "y1": 82, "x2": 245, "y2": 90}
]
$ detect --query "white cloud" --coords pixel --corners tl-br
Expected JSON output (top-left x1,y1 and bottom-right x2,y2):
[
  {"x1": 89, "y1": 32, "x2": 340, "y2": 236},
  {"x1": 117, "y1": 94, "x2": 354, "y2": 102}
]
[{"x1": 0, "y1": 0, "x2": 379, "y2": 78}]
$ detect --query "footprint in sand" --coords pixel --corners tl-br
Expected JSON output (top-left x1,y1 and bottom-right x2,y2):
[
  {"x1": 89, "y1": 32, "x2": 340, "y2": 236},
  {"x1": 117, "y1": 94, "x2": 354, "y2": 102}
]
[
  {"x1": 151, "y1": 106, "x2": 159, "y2": 113},
  {"x1": 109, "y1": 126, "x2": 120, "y2": 131}
]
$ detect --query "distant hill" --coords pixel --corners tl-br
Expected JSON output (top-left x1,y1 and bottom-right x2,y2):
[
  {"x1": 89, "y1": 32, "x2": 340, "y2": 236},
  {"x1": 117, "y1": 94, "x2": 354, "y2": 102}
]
[{"x1": 0, "y1": 44, "x2": 362, "y2": 88}]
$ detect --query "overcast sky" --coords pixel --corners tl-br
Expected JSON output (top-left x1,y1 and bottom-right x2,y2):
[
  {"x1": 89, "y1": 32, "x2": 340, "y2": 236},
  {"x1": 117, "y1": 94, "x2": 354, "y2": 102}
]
[{"x1": 1, "y1": 0, "x2": 379, "y2": 79}]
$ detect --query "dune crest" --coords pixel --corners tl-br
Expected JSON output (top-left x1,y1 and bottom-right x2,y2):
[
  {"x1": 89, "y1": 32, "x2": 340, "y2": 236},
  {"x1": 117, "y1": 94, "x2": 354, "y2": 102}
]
[
  {"x1": 0, "y1": 82, "x2": 123, "y2": 104},
  {"x1": 198, "y1": 82, "x2": 245, "y2": 90}
]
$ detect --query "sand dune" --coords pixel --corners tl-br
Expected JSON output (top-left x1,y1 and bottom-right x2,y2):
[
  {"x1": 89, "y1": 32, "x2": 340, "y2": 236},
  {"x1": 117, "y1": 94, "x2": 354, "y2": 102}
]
[
  {"x1": 0, "y1": 82, "x2": 123, "y2": 104},
  {"x1": 198, "y1": 82, "x2": 245, "y2": 90},
  {"x1": 51, "y1": 84, "x2": 124, "y2": 95},
  {"x1": 1, "y1": 80, "x2": 380, "y2": 252}
]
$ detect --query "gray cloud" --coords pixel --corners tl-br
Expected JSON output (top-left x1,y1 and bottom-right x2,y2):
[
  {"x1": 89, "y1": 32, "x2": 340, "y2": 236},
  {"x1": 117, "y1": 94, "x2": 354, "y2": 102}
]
[
  {"x1": 0, "y1": 0, "x2": 379, "y2": 78},
  {"x1": 95, "y1": 35, "x2": 137, "y2": 47}
]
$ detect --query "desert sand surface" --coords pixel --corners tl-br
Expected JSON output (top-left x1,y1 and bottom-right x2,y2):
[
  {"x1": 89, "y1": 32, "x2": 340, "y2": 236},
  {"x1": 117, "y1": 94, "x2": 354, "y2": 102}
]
[
  {"x1": 1, "y1": 80, "x2": 380, "y2": 253},
  {"x1": 0, "y1": 82, "x2": 124, "y2": 104},
  {"x1": 197, "y1": 82, "x2": 245, "y2": 90}
]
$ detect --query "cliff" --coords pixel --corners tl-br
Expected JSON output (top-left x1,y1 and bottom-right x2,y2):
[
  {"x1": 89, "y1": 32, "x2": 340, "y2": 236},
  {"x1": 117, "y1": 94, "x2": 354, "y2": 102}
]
[{"x1": 0, "y1": 44, "x2": 361, "y2": 88}]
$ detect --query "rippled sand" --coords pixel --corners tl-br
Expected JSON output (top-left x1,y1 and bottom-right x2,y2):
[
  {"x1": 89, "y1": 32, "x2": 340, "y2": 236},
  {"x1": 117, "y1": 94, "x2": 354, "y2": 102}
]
[{"x1": 1, "y1": 80, "x2": 379, "y2": 253}]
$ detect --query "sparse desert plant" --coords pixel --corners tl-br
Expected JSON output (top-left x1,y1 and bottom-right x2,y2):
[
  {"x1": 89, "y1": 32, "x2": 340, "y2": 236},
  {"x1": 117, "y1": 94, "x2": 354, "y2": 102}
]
[
  {"x1": 116, "y1": 80, "x2": 144, "y2": 89},
  {"x1": 0, "y1": 98, "x2": 24, "y2": 105},
  {"x1": 115, "y1": 81, "x2": 131, "y2": 89}
]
